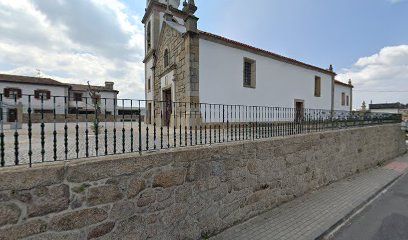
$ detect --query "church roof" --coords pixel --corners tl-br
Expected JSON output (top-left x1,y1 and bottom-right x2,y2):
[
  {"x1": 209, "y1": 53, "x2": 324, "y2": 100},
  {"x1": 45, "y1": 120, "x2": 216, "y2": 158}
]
[
  {"x1": 199, "y1": 31, "x2": 336, "y2": 76},
  {"x1": 334, "y1": 80, "x2": 353, "y2": 88}
]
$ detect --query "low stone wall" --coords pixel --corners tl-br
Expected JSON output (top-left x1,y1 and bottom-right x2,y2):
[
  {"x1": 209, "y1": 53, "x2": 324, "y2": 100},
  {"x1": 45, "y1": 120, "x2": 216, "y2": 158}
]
[{"x1": 0, "y1": 124, "x2": 405, "y2": 240}]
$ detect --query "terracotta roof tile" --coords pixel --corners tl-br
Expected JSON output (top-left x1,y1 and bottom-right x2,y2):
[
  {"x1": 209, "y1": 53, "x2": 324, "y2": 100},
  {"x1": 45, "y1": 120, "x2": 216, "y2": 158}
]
[
  {"x1": 0, "y1": 74, "x2": 68, "y2": 87},
  {"x1": 334, "y1": 80, "x2": 353, "y2": 88}
]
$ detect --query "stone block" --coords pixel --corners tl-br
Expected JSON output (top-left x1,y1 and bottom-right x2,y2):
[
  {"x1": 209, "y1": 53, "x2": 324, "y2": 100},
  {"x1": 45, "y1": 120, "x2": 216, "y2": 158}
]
[
  {"x1": 0, "y1": 219, "x2": 47, "y2": 240},
  {"x1": 153, "y1": 169, "x2": 186, "y2": 188},
  {"x1": 26, "y1": 184, "x2": 69, "y2": 218},
  {"x1": 50, "y1": 208, "x2": 108, "y2": 231},
  {"x1": 110, "y1": 200, "x2": 136, "y2": 220},
  {"x1": 25, "y1": 232, "x2": 81, "y2": 240},
  {"x1": 0, "y1": 203, "x2": 21, "y2": 227},
  {"x1": 0, "y1": 165, "x2": 64, "y2": 191},
  {"x1": 87, "y1": 185, "x2": 123, "y2": 206},
  {"x1": 127, "y1": 178, "x2": 146, "y2": 199},
  {"x1": 66, "y1": 158, "x2": 143, "y2": 183},
  {"x1": 87, "y1": 222, "x2": 115, "y2": 239},
  {"x1": 137, "y1": 189, "x2": 156, "y2": 207}
]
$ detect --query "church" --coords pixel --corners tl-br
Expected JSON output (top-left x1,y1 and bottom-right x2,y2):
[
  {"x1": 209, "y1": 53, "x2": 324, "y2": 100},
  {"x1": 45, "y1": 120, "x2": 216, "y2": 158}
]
[{"x1": 143, "y1": 0, "x2": 353, "y2": 124}]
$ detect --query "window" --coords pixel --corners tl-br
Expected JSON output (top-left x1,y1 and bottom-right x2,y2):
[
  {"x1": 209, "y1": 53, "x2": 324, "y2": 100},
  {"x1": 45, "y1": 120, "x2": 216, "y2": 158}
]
[
  {"x1": 34, "y1": 90, "x2": 51, "y2": 100},
  {"x1": 341, "y1": 92, "x2": 346, "y2": 106},
  {"x1": 314, "y1": 76, "x2": 321, "y2": 97},
  {"x1": 164, "y1": 49, "x2": 170, "y2": 68},
  {"x1": 4, "y1": 88, "x2": 22, "y2": 99},
  {"x1": 147, "y1": 22, "x2": 152, "y2": 50},
  {"x1": 73, "y1": 93, "x2": 83, "y2": 102},
  {"x1": 147, "y1": 78, "x2": 151, "y2": 92},
  {"x1": 346, "y1": 95, "x2": 350, "y2": 106},
  {"x1": 243, "y1": 58, "x2": 256, "y2": 88}
]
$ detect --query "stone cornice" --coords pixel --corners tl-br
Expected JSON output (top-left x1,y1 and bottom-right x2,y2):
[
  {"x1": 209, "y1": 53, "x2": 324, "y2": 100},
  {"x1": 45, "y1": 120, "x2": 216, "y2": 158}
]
[
  {"x1": 143, "y1": 49, "x2": 156, "y2": 63},
  {"x1": 142, "y1": 1, "x2": 189, "y2": 24},
  {"x1": 157, "y1": 63, "x2": 177, "y2": 79}
]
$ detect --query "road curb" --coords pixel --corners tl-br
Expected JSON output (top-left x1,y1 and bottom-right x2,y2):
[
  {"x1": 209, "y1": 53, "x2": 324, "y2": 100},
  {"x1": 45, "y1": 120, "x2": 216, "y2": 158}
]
[{"x1": 316, "y1": 171, "x2": 406, "y2": 240}]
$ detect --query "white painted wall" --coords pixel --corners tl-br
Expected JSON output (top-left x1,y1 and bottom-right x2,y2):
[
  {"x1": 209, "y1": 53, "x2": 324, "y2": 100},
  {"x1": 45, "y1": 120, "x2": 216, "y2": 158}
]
[
  {"x1": 370, "y1": 109, "x2": 399, "y2": 114},
  {"x1": 334, "y1": 83, "x2": 352, "y2": 111},
  {"x1": 199, "y1": 39, "x2": 333, "y2": 111},
  {"x1": 0, "y1": 82, "x2": 68, "y2": 115}
]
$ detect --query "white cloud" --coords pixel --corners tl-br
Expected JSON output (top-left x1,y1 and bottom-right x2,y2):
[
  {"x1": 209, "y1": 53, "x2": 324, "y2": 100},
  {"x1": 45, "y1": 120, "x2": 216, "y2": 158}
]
[
  {"x1": 388, "y1": 0, "x2": 406, "y2": 4},
  {"x1": 337, "y1": 45, "x2": 408, "y2": 108},
  {"x1": 0, "y1": 0, "x2": 145, "y2": 99}
]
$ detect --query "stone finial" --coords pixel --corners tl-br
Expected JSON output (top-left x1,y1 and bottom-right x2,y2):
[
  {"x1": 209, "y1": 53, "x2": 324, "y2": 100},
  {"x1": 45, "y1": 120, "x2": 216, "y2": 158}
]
[
  {"x1": 348, "y1": 79, "x2": 352, "y2": 85},
  {"x1": 182, "y1": 0, "x2": 197, "y2": 14},
  {"x1": 329, "y1": 64, "x2": 333, "y2": 72},
  {"x1": 361, "y1": 101, "x2": 367, "y2": 112}
]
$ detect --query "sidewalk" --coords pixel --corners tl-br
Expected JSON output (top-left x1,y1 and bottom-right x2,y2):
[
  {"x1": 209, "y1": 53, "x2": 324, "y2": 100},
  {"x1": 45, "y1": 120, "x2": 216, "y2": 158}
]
[{"x1": 211, "y1": 154, "x2": 408, "y2": 240}]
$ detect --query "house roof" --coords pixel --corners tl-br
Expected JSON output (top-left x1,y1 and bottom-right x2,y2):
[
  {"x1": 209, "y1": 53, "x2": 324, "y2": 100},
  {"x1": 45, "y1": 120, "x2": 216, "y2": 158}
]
[
  {"x1": 334, "y1": 80, "x2": 353, "y2": 88},
  {"x1": 70, "y1": 84, "x2": 119, "y2": 93},
  {"x1": 199, "y1": 31, "x2": 336, "y2": 76},
  {"x1": 369, "y1": 103, "x2": 406, "y2": 110},
  {"x1": 0, "y1": 74, "x2": 68, "y2": 87}
]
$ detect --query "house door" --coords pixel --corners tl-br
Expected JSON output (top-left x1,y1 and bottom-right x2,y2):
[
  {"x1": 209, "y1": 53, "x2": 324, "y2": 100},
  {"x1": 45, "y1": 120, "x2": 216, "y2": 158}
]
[
  {"x1": 8, "y1": 109, "x2": 17, "y2": 122},
  {"x1": 295, "y1": 101, "x2": 304, "y2": 123},
  {"x1": 163, "y1": 89, "x2": 172, "y2": 126}
]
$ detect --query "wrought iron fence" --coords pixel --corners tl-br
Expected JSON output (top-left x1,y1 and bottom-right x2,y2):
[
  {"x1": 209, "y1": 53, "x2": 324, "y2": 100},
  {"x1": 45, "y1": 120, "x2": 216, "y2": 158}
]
[{"x1": 0, "y1": 94, "x2": 402, "y2": 167}]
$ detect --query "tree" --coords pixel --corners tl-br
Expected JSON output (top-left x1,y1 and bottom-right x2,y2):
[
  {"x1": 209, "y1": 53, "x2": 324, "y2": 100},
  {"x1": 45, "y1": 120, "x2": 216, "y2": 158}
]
[{"x1": 87, "y1": 81, "x2": 102, "y2": 134}]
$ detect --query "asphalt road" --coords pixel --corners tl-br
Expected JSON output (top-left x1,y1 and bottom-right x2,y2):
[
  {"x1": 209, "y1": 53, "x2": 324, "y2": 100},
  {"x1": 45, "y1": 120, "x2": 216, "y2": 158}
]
[{"x1": 333, "y1": 173, "x2": 408, "y2": 240}]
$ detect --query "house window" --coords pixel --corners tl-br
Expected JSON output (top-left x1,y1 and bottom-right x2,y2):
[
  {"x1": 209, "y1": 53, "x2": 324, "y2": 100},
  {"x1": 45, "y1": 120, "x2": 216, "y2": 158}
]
[
  {"x1": 164, "y1": 49, "x2": 170, "y2": 68},
  {"x1": 243, "y1": 58, "x2": 256, "y2": 88},
  {"x1": 34, "y1": 90, "x2": 51, "y2": 100},
  {"x1": 314, "y1": 76, "x2": 321, "y2": 97},
  {"x1": 341, "y1": 92, "x2": 346, "y2": 106},
  {"x1": 73, "y1": 93, "x2": 83, "y2": 102},
  {"x1": 147, "y1": 78, "x2": 151, "y2": 92},
  {"x1": 4, "y1": 88, "x2": 22, "y2": 99},
  {"x1": 346, "y1": 95, "x2": 350, "y2": 106},
  {"x1": 147, "y1": 22, "x2": 152, "y2": 50}
]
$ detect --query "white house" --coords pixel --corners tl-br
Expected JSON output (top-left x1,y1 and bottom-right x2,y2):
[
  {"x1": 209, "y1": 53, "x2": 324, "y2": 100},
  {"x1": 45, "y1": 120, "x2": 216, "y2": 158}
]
[
  {"x1": 334, "y1": 80, "x2": 353, "y2": 111},
  {"x1": 143, "y1": 0, "x2": 353, "y2": 123},
  {"x1": 0, "y1": 74, "x2": 119, "y2": 123}
]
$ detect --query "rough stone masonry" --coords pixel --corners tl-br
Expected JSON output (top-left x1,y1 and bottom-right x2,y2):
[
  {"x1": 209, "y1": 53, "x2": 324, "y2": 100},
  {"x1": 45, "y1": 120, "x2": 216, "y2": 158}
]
[{"x1": 0, "y1": 124, "x2": 405, "y2": 240}]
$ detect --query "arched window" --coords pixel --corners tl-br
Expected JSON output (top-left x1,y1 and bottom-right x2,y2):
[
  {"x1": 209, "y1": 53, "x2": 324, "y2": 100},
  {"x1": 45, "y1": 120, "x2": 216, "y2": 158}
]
[
  {"x1": 164, "y1": 49, "x2": 170, "y2": 68},
  {"x1": 146, "y1": 22, "x2": 151, "y2": 50}
]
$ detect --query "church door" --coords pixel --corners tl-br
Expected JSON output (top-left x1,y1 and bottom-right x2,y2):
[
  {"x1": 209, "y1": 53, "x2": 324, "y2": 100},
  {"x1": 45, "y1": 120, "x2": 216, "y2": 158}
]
[{"x1": 163, "y1": 89, "x2": 172, "y2": 126}]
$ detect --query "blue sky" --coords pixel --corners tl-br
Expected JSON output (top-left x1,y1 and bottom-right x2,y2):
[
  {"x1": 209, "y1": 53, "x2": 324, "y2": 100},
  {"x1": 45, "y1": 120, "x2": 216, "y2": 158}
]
[{"x1": 0, "y1": 0, "x2": 407, "y2": 108}]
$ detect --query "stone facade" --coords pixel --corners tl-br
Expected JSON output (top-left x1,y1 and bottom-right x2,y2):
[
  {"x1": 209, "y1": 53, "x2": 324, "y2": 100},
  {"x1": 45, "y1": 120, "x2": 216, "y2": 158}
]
[
  {"x1": 0, "y1": 124, "x2": 405, "y2": 240},
  {"x1": 153, "y1": 21, "x2": 200, "y2": 126}
]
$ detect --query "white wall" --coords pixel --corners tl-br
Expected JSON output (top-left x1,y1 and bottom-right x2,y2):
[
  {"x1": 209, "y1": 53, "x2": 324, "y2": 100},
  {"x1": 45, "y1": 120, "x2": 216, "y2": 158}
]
[
  {"x1": 370, "y1": 109, "x2": 399, "y2": 114},
  {"x1": 199, "y1": 39, "x2": 333, "y2": 111},
  {"x1": 334, "y1": 84, "x2": 352, "y2": 111},
  {"x1": 0, "y1": 82, "x2": 68, "y2": 115},
  {"x1": 71, "y1": 90, "x2": 118, "y2": 115}
]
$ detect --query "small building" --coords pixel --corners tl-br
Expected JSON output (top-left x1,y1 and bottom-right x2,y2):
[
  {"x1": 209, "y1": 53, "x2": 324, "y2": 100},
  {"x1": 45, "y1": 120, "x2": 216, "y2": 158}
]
[
  {"x1": 0, "y1": 74, "x2": 119, "y2": 123},
  {"x1": 143, "y1": 0, "x2": 353, "y2": 124},
  {"x1": 369, "y1": 103, "x2": 408, "y2": 120},
  {"x1": 68, "y1": 83, "x2": 118, "y2": 115}
]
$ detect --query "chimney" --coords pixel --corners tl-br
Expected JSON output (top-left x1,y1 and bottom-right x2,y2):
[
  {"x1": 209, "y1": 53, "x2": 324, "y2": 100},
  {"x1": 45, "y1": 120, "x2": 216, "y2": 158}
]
[{"x1": 105, "y1": 82, "x2": 114, "y2": 90}]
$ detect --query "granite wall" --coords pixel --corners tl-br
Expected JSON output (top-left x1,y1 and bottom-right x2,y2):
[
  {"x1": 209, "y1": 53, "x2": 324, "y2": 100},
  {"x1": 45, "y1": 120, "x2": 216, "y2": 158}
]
[{"x1": 0, "y1": 124, "x2": 405, "y2": 240}]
